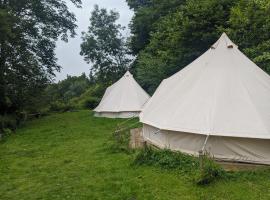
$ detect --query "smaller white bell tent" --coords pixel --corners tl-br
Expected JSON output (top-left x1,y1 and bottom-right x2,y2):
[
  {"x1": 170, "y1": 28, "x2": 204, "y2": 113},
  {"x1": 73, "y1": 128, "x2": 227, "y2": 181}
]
[
  {"x1": 94, "y1": 71, "x2": 150, "y2": 118},
  {"x1": 140, "y1": 33, "x2": 270, "y2": 165}
]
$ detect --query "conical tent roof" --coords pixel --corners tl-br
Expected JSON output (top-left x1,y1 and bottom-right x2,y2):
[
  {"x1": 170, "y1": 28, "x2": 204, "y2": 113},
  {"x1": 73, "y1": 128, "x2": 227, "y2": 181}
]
[
  {"x1": 94, "y1": 71, "x2": 150, "y2": 113},
  {"x1": 140, "y1": 33, "x2": 270, "y2": 139}
]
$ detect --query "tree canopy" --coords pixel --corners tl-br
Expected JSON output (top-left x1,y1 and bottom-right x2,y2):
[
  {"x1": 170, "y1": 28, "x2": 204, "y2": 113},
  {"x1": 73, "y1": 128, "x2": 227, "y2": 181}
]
[
  {"x1": 127, "y1": 0, "x2": 270, "y2": 94},
  {"x1": 227, "y1": 0, "x2": 270, "y2": 73},
  {"x1": 80, "y1": 5, "x2": 131, "y2": 86},
  {"x1": 127, "y1": 0, "x2": 186, "y2": 54},
  {"x1": 0, "y1": 0, "x2": 82, "y2": 114}
]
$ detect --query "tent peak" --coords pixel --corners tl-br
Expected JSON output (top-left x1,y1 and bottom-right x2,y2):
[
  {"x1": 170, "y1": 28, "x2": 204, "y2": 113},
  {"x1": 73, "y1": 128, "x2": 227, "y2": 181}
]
[
  {"x1": 211, "y1": 32, "x2": 238, "y2": 49},
  {"x1": 124, "y1": 71, "x2": 133, "y2": 77}
]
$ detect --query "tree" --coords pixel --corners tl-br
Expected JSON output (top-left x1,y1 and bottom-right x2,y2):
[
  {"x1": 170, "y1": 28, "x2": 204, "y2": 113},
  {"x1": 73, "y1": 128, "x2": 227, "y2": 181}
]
[
  {"x1": 0, "y1": 0, "x2": 82, "y2": 115},
  {"x1": 126, "y1": 0, "x2": 152, "y2": 10},
  {"x1": 127, "y1": 0, "x2": 186, "y2": 54},
  {"x1": 227, "y1": 0, "x2": 270, "y2": 74},
  {"x1": 80, "y1": 5, "x2": 131, "y2": 85},
  {"x1": 131, "y1": 0, "x2": 270, "y2": 94},
  {"x1": 135, "y1": 0, "x2": 237, "y2": 94}
]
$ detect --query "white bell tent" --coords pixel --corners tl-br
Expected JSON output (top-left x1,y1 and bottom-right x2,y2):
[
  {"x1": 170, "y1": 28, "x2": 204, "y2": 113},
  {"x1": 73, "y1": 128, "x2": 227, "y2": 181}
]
[
  {"x1": 140, "y1": 33, "x2": 270, "y2": 164},
  {"x1": 94, "y1": 71, "x2": 150, "y2": 118}
]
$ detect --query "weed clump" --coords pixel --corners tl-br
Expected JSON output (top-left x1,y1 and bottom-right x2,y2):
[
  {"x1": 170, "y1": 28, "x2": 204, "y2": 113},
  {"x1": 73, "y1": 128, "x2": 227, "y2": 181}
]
[
  {"x1": 134, "y1": 146, "x2": 199, "y2": 171},
  {"x1": 195, "y1": 157, "x2": 226, "y2": 185},
  {"x1": 110, "y1": 129, "x2": 133, "y2": 154},
  {"x1": 134, "y1": 146, "x2": 227, "y2": 185},
  {"x1": 110, "y1": 119, "x2": 141, "y2": 154}
]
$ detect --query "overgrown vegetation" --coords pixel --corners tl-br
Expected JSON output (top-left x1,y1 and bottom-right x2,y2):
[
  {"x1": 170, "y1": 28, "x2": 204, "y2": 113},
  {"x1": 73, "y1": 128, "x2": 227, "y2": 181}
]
[
  {"x1": 110, "y1": 129, "x2": 132, "y2": 153},
  {"x1": 0, "y1": 73, "x2": 104, "y2": 134},
  {"x1": 109, "y1": 126, "x2": 253, "y2": 186},
  {"x1": 134, "y1": 147, "x2": 199, "y2": 171},
  {"x1": 44, "y1": 73, "x2": 103, "y2": 113},
  {"x1": 134, "y1": 146, "x2": 227, "y2": 185},
  {"x1": 110, "y1": 118, "x2": 141, "y2": 153},
  {"x1": 195, "y1": 157, "x2": 227, "y2": 185}
]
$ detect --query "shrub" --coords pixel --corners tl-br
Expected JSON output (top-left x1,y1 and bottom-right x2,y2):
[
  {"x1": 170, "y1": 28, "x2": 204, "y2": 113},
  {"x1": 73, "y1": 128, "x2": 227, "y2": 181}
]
[
  {"x1": 81, "y1": 96, "x2": 100, "y2": 109},
  {"x1": 195, "y1": 157, "x2": 226, "y2": 185},
  {"x1": 0, "y1": 114, "x2": 18, "y2": 132},
  {"x1": 69, "y1": 84, "x2": 104, "y2": 110},
  {"x1": 49, "y1": 101, "x2": 75, "y2": 112},
  {"x1": 3, "y1": 128, "x2": 13, "y2": 135},
  {"x1": 38, "y1": 107, "x2": 50, "y2": 116},
  {"x1": 110, "y1": 129, "x2": 133, "y2": 154}
]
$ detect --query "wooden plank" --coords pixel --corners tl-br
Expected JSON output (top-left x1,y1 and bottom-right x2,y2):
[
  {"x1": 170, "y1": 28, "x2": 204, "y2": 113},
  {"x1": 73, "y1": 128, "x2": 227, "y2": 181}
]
[{"x1": 129, "y1": 128, "x2": 144, "y2": 149}]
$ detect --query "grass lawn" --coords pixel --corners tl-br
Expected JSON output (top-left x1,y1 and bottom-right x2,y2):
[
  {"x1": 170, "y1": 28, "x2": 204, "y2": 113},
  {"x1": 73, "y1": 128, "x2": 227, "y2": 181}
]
[{"x1": 1, "y1": 110, "x2": 270, "y2": 200}]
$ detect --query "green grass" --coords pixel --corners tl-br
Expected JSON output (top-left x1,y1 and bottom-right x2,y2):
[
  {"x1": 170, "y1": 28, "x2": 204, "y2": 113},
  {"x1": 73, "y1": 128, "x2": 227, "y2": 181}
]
[{"x1": 0, "y1": 110, "x2": 270, "y2": 200}]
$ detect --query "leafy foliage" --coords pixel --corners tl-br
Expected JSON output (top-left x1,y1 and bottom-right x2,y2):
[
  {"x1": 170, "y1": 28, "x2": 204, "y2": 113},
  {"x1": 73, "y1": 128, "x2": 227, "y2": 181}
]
[
  {"x1": 110, "y1": 129, "x2": 132, "y2": 154},
  {"x1": 134, "y1": 146, "x2": 228, "y2": 185},
  {"x1": 0, "y1": 0, "x2": 82, "y2": 118},
  {"x1": 48, "y1": 101, "x2": 75, "y2": 113},
  {"x1": 126, "y1": 0, "x2": 152, "y2": 10},
  {"x1": 44, "y1": 73, "x2": 102, "y2": 112},
  {"x1": 131, "y1": 0, "x2": 237, "y2": 94},
  {"x1": 44, "y1": 74, "x2": 107, "y2": 113},
  {"x1": 70, "y1": 84, "x2": 105, "y2": 109},
  {"x1": 227, "y1": 0, "x2": 270, "y2": 73},
  {"x1": 195, "y1": 156, "x2": 226, "y2": 185},
  {"x1": 110, "y1": 118, "x2": 141, "y2": 154},
  {"x1": 80, "y1": 5, "x2": 131, "y2": 85},
  {"x1": 0, "y1": 114, "x2": 18, "y2": 132},
  {"x1": 128, "y1": 0, "x2": 270, "y2": 94},
  {"x1": 134, "y1": 146, "x2": 199, "y2": 171},
  {"x1": 46, "y1": 73, "x2": 90, "y2": 104},
  {"x1": 127, "y1": 0, "x2": 186, "y2": 54},
  {"x1": 81, "y1": 96, "x2": 100, "y2": 110}
]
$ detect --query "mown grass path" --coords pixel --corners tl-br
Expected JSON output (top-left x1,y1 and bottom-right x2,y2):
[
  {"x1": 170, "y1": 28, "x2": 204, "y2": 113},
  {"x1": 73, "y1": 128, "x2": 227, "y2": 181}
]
[{"x1": 0, "y1": 111, "x2": 270, "y2": 200}]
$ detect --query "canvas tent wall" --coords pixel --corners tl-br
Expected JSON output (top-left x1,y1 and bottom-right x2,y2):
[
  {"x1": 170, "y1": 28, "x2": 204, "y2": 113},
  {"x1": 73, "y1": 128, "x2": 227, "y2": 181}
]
[
  {"x1": 140, "y1": 33, "x2": 270, "y2": 165},
  {"x1": 94, "y1": 71, "x2": 150, "y2": 118}
]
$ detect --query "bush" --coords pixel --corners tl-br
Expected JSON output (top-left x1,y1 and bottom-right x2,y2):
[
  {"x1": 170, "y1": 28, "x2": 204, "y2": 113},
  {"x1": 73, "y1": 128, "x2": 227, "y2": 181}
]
[
  {"x1": 3, "y1": 128, "x2": 13, "y2": 135},
  {"x1": 195, "y1": 157, "x2": 226, "y2": 185},
  {"x1": 38, "y1": 107, "x2": 50, "y2": 117},
  {"x1": 110, "y1": 129, "x2": 133, "y2": 154},
  {"x1": 49, "y1": 101, "x2": 75, "y2": 112},
  {"x1": 0, "y1": 114, "x2": 18, "y2": 132},
  {"x1": 69, "y1": 84, "x2": 104, "y2": 110},
  {"x1": 81, "y1": 96, "x2": 100, "y2": 109},
  {"x1": 90, "y1": 84, "x2": 106, "y2": 97}
]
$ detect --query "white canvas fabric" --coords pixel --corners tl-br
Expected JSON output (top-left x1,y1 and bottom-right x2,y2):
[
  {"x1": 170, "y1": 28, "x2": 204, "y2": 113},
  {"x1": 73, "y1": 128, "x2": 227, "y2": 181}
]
[
  {"x1": 143, "y1": 124, "x2": 270, "y2": 165},
  {"x1": 94, "y1": 111, "x2": 140, "y2": 118},
  {"x1": 94, "y1": 71, "x2": 150, "y2": 118},
  {"x1": 140, "y1": 33, "x2": 270, "y2": 164}
]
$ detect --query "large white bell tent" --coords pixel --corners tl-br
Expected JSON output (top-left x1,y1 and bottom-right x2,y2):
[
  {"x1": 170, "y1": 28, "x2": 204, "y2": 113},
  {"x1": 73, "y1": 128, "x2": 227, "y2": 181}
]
[
  {"x1": 94, "y1": 71, "x2": 150, "y2": 118},
  {"x1": 140, "y1": 33, "x2": 270, "y2": 165}
]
